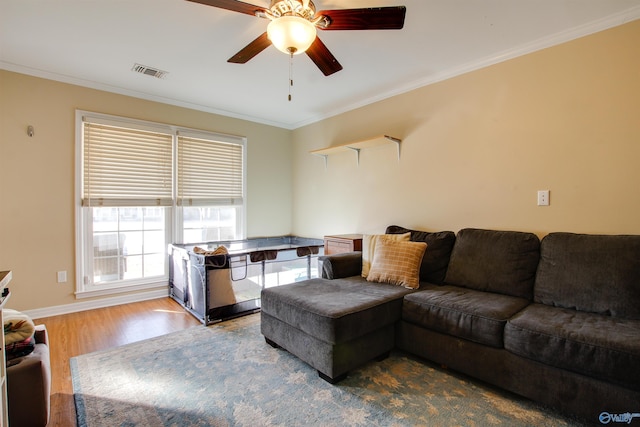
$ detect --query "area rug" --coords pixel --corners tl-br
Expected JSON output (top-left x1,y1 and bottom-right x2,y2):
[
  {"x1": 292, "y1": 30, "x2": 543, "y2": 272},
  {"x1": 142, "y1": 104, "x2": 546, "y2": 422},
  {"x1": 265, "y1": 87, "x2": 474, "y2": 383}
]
[{"x1": 71, "y1": 314, "x2": 582, "y2": 427}]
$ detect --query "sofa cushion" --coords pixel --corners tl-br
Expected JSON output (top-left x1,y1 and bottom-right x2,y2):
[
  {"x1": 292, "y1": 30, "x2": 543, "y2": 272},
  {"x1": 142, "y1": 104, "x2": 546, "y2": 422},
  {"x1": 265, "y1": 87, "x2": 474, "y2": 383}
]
[
  {"x1": 361, "y1": 232, "x2": 410, "y2": 278},
  {"x1": 385, "y1": 225, "x2": 456, "y2": 284},
  {"x1": 505, "y1": 303, "x2": 640, "y2": 390},
  {"x1": 534, "y1": 233, "x2": 640, "y2": 319},
  {"x1": 260, "y1": 277, "x2": 415, "y2": 345},
  {"x1": 444, "y1": 228, "x2": 540, "y2": 299},
  {"x1": 367, "y1": 239, "x2": 427, "y2": 289},
  {"x1": 402, "y1": 285, "x2": 530, "y2": 348}
]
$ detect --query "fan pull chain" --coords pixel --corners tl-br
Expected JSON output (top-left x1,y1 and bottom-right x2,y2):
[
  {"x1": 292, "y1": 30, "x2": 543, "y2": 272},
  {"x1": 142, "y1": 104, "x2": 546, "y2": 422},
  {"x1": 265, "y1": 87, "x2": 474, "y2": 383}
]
[{"x1": 288, "y1": 52, "x2": 293, "y2": 102}]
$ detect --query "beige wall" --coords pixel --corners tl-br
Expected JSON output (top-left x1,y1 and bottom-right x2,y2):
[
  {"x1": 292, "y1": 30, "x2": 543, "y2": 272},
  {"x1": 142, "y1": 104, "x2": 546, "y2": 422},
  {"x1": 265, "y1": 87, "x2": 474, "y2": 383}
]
[
  {"x1": 0, "y1": 71, "x2": 292, "y2": 311},
  {"x1": 2, "y1": 20, "x2": 639, "y2": 313},
  {"x1": 291, "y1": 20, "x2": 640, "y2": 239}
]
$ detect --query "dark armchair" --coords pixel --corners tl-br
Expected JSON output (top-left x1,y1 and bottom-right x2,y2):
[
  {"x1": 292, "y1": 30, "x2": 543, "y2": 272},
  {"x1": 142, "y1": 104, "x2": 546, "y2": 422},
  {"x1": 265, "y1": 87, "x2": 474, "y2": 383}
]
[{"x1": 7, "y1": 324, "x2": 51, "y2": 427}]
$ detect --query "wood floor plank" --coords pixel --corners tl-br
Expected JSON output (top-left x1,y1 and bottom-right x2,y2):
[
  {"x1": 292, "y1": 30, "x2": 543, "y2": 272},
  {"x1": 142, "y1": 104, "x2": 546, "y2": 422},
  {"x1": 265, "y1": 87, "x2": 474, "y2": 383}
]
[{"x1": 32, "y1": 297, "x2": 200, "y2": 427}]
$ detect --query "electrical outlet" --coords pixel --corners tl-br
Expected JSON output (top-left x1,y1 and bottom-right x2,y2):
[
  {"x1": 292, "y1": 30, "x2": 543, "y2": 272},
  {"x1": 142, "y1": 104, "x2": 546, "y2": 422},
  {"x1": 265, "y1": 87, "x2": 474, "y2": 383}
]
[
  {"x1": 537, "y1": 190, "x2": 550, "y2": 206},
  {"x1": 57, "y1": 271, "x2": 67, "y2": 283}
]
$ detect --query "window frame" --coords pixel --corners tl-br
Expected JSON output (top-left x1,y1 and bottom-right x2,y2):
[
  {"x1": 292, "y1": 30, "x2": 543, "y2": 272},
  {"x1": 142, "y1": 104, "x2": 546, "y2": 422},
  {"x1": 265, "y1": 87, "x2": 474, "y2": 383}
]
[{"x1": 75, "y1": 110, "x2": 247, "y2": 299}]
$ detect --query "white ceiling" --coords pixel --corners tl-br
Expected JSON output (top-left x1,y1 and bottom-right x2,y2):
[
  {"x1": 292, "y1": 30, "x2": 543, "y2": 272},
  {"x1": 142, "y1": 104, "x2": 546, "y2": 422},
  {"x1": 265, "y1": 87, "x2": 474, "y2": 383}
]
[{"x1": 2, "y1": 0, "x2": 639, "y2": 129}]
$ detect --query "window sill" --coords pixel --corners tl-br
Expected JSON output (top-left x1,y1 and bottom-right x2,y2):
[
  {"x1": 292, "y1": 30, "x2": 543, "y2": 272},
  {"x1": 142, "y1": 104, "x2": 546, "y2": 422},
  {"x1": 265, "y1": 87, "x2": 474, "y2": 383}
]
[{"x1": 75, "y1": 279, "x2": 168, "y2": 299}]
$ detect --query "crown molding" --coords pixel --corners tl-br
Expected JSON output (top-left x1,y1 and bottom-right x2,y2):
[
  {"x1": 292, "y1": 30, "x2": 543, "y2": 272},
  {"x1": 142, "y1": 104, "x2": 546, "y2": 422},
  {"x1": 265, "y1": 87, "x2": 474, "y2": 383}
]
[
  {"x1": 291, "y1": 9, "x2": 640, "y2": 129},
  {"x1": 0, "y1": 61, "x2": 293, "y2": 129},
  {"x1": 2, "y1": 8, "x2": 639, "y2": 131}
]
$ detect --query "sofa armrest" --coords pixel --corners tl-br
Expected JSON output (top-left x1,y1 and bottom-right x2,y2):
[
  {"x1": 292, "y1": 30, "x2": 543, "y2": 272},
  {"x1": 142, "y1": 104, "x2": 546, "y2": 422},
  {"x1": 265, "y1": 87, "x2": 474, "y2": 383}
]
[
  {"x1": 319, "y1": 252, "x2": 362, "y2": 279},
  {"x1": 7, "y1": 340, "x2": 51, "y2": 427},
  {"x1": 34, "y1": 324, "x2": 48, "y2": 346}
]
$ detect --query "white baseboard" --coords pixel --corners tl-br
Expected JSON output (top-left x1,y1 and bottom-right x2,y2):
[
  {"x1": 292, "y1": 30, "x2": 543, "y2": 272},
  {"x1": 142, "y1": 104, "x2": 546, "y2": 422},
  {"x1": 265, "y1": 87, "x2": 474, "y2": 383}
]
[{"x1": 23, "y1": 287, "x2": 170, "y2": 320}]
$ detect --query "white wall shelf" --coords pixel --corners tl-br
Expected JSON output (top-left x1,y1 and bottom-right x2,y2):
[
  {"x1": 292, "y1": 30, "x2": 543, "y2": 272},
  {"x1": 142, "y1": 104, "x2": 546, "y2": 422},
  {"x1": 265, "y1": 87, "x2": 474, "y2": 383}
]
[{"x1": 311, "y1": 135, "x2": 401, "y2": 167}]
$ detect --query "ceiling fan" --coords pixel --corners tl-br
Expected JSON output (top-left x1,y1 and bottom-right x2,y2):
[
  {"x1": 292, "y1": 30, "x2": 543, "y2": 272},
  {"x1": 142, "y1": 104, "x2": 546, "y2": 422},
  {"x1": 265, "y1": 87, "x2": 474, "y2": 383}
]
[{"x1": 186, "y1": 0, "x2": 407, "y2": 77}]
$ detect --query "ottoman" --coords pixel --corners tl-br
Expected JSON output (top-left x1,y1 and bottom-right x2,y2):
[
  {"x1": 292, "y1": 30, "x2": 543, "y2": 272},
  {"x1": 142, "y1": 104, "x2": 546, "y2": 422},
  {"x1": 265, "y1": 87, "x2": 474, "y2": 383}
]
[{"x1": 260, "y1": 276, "x2": 414, "y2": 383}]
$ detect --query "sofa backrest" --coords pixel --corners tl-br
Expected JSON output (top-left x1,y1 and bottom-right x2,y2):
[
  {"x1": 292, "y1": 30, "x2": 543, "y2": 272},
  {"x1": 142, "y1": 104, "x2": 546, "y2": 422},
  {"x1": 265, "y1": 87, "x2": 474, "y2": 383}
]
[
  {"x1": 534, "y1": 232, "x2": 640, "y2": 319},
  {"x1": 385, "y1": 225, "x2": 456, "y2": 284},
  {"x1": 444, "y1": 228, "x2": 540, "y2": 299}
]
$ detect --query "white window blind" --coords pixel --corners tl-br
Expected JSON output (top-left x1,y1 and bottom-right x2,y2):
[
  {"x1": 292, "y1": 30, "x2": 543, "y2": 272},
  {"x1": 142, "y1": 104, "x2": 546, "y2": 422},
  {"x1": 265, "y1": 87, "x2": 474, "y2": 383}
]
[
  {"x1": 177, "y1": 134, "x2": 244, "y2": 206},
  {"x1": 82, "y1": 120, "x2": 173, "y2": 207}
]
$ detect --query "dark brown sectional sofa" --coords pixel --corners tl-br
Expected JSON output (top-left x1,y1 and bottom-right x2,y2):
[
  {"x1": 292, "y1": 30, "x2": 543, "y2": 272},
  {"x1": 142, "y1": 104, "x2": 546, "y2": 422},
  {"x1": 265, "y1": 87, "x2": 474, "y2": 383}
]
[{"x1": 261, "y1": 226, "x2": 640, "y2": 424}]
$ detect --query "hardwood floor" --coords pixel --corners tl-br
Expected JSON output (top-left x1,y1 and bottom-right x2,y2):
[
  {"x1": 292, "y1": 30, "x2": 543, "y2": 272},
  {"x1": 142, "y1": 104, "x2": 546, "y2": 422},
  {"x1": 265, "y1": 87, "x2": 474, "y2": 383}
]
[{"x1": 32, "y1": 297, "x2": 201, "y2": 427}]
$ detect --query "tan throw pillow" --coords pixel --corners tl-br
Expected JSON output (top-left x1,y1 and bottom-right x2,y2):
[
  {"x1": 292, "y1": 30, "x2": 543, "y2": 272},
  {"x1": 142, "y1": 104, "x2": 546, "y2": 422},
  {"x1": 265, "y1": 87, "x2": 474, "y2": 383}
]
[
  {"x1": 361, "y1": 232, "x2": 411, "y2": 278},
  {"x1": 366, "y1": 239, "x2": 428, "y2": 289}
]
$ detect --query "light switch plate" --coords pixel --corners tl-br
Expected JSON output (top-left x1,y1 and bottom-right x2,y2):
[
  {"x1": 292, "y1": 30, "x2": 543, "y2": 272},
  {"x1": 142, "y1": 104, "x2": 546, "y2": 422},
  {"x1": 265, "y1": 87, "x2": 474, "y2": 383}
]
[
  {"x1": 537, "y1": 190, "x2": 550, "y2": 206},
  {"x1": 57, "y1": 271, "x2": 67, "y2": 283}
]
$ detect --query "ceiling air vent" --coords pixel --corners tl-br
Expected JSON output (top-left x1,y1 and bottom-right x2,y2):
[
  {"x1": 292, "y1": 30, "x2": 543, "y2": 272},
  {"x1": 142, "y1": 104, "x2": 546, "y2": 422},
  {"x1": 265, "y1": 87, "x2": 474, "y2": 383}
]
[{"x1": 131, "y1": 63, "x2": 168, "y2": 79}]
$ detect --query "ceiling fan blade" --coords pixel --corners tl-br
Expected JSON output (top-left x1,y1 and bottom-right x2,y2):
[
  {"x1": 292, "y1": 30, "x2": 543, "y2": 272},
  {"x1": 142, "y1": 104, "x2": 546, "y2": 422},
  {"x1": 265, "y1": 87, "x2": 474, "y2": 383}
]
[
  {"x1": 228, "y1": 32, "x2": 271, "y2": 63},
  {"x1": 317, "y1": 6, "x2": 406, "y2": 31},
  {"x1": 305, "y1": 37, "x2": 343, "y2": 76},
  {"x1": 185, "y1": 0, "x2": 266, "y2": 17}
]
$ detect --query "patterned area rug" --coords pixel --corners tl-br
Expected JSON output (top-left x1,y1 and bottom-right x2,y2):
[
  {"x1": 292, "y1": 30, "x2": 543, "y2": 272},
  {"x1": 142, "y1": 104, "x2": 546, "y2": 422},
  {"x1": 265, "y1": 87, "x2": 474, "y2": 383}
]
[{"x1": 71, "y1": 314, "x2": 582, "y2": 427}]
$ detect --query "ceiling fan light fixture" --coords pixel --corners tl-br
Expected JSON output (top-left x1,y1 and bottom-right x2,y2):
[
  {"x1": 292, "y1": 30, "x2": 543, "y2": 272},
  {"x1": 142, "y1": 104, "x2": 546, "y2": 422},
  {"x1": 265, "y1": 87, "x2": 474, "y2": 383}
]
[{"x1": 267, "y1": 15, "x2": 317, "y2": 55}]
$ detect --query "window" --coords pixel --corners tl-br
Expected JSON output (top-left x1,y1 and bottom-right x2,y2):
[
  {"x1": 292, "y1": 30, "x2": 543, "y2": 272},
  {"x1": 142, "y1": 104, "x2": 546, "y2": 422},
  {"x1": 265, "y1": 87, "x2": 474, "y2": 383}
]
[
  {"x1": 76, "y1": 111, "x2": 246, "y2": 297},
  {"x1": 177, "y1": 132, "x2": 244, "y2": 243}
]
